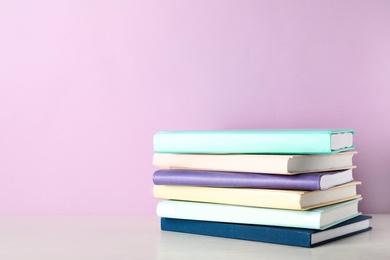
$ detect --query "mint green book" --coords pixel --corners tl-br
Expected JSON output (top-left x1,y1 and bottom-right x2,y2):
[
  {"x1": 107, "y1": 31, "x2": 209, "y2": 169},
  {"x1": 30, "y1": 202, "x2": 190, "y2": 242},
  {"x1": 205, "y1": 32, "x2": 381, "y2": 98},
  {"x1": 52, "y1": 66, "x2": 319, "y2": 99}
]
[
  {"x1": 157, "y1": 198, "x2": 362, "y2": 230},
  {"x1": 153, "y1": 129, "x2": 354, "y2": 154}
]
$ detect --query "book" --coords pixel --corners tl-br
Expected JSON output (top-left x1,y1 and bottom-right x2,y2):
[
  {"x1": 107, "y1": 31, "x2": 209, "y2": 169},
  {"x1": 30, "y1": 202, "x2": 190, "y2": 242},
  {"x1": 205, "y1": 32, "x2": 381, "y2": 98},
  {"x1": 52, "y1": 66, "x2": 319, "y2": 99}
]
[
  {"x1": 160, "y1": 215, "x2": 372, "y2": 248},
  {"x1": 153, "y1": 181, "x2": 361, "y2": 210},
  {"x1": 153, "y1": 152, "x2": 356, "y2": 174},
  {"x1": 153, "y1": 129, "x2": 354, "y2": 154},
  {"x1": 157, "y1": 198, "x2": 362, "y2": 230},
  {"x1": 153, "y1": 169, "x2": 354, "y2": 190}
]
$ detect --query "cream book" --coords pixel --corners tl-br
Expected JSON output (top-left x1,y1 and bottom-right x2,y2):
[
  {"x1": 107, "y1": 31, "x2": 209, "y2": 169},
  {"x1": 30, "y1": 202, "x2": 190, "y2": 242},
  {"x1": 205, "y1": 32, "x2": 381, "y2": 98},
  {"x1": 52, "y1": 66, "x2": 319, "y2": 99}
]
[
  {"x1": 153, "y1": 181, "x2": 361, "y2": 210},
  {"x1": 153, "y1": 152, "x2": 356, "y2": 174}
]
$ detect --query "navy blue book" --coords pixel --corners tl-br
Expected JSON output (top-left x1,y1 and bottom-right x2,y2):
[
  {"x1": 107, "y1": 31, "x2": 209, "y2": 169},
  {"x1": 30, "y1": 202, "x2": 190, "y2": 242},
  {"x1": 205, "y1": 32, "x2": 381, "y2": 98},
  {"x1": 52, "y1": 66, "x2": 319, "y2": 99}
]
[{"x1": 161, "y1": 215, "x2": 372, "y2": 248}]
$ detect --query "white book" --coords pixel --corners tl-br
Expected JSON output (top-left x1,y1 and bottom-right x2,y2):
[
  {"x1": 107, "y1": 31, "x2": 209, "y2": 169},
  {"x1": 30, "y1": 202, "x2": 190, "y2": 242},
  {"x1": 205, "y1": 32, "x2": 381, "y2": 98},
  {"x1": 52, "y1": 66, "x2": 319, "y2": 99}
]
[{"x1": 157, "y1": 198, "x2": 362, "y2": 230}]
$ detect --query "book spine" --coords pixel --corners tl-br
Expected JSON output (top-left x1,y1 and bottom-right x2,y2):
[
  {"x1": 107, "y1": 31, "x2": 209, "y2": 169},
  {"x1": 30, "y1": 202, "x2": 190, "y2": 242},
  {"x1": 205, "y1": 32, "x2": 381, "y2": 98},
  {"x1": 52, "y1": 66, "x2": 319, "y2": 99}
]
[
  {"x1": 152, "y1": 153, "x2": 291, "y2": 174},
  {"x1": 154, "y1": 131, "x2": 336, "y2": 154},
  {"x1": 161, "y1": 218, "x2": 312, "y2": 247},
  {"x1": 153, "y1": 169, "x2": 321, "y2": 190},
  {"x1": 157, "y1": 200, "x2": 322, "y2": 229},
  {"x1": 153, "y1": 185, "x2": 303, "y2": 210}
]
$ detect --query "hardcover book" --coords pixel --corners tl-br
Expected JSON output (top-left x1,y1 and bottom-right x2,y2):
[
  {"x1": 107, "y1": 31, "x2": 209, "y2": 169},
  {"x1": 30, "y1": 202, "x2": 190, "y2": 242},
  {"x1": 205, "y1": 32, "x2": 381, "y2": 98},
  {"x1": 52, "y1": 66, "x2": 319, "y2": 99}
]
[
  {"x1": 153, "y1": 129, "x2": 354, "y2": 154},
  {"x1": 157, "y1": 198, "x2": 362, "y2": 229},
  {"x1": 153, "y1": 181, "x2": 361, "y2": 210},
  {"x1": 160, "y1": 215, "x2": 372, "y2": 248},
  {"x1": 153, "y1": 152, "x2": 356, "y2": 174},
  {"x1": 153, "y1": 169, "x2": 354, "y2": 190}
]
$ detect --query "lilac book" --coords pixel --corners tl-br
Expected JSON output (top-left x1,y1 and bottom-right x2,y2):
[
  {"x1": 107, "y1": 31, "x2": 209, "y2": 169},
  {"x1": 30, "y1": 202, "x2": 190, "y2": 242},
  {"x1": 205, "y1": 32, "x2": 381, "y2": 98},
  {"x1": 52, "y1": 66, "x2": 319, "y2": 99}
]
[{"x1": 153, "y1": 169, "x2": 353, "y2": 191}]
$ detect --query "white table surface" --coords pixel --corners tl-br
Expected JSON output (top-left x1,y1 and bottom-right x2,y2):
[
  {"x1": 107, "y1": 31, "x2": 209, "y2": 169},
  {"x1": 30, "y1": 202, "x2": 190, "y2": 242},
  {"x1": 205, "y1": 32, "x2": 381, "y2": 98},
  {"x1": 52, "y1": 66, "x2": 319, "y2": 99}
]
[{"x1": 0, "y1": 214, "x2": 389, "y2": 259}]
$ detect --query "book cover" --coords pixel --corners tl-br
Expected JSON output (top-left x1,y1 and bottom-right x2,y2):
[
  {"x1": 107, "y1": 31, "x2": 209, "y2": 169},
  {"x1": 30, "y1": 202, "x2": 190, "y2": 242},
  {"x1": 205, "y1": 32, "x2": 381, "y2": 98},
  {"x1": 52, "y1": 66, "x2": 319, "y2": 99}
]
[
  {"x1": 153, "y1": 169, "x2": 354, "y2": 190},
  {"x1": 157, "y1": 198, "x2": 362, "y2": 229},
  {"x1": 160, "y1": 215, "x2": 372, "y2": 248},
  {"x1": 153, "y1": 129, "x2": 354, "y2": 154},
  {"x1": 153, "y1": 181, "x2": 361, "y2": 210},
  {"x1": 153, "y1": 152, "x2": 356, "y2": 175}
]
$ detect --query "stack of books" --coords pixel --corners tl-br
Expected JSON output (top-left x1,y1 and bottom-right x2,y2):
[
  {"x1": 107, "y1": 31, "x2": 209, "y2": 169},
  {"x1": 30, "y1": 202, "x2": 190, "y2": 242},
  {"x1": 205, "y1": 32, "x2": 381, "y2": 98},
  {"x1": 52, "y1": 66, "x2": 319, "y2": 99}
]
[{"x1": 152, "y1": 129, "x2": 372, "y2": 248}]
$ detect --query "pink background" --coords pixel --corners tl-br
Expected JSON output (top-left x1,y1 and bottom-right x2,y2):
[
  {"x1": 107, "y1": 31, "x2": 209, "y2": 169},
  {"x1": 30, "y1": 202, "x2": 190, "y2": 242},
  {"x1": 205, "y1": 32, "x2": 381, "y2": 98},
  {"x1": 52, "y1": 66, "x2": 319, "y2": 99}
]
[{"x1": 1, "y1": 1, "x2": 389, "y2": 214}]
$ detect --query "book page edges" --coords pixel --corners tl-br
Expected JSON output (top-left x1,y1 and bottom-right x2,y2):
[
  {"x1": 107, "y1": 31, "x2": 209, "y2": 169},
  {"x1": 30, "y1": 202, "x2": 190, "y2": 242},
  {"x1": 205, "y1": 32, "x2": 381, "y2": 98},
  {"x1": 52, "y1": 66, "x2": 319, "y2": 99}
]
[{"x1": 301, "y1": 195, "x2": 362, "y2": 210}]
